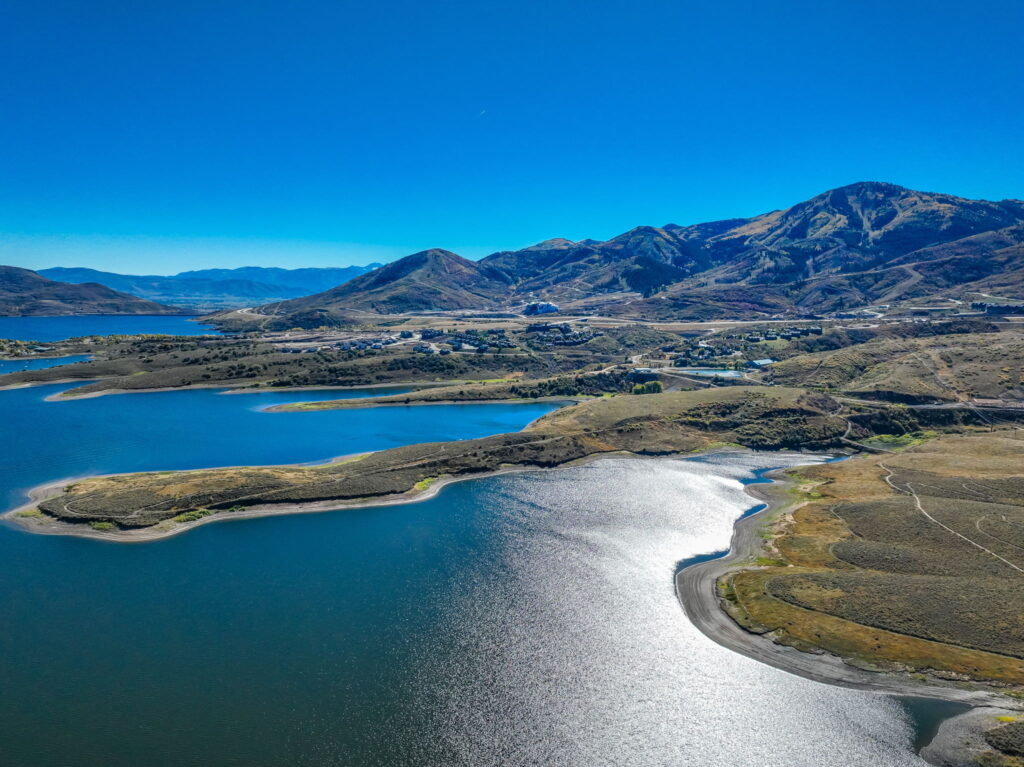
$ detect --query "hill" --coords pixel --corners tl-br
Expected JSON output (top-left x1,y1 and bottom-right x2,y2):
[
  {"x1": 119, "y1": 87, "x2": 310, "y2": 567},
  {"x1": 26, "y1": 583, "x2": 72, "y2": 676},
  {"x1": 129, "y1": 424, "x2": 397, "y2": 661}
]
[
  {"x1": 39, "y1": 264, "x2": 380, "y2": 311},
  {"x1": 251, "y1": 249, "x2": 511, "y2": 326},
  {"x1": 484, "y1": 181, "x2": 1024, "y2": 316},
  {"x1": 0, "y1": 266, "x2": 185, "y2": 317}
]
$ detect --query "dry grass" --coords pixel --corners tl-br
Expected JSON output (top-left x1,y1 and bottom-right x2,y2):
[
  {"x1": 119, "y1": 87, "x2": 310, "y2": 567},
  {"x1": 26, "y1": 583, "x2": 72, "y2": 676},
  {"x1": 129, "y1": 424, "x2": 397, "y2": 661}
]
[{"x1": 726, "y1": 430, "x2": 1024, "y2": 685}]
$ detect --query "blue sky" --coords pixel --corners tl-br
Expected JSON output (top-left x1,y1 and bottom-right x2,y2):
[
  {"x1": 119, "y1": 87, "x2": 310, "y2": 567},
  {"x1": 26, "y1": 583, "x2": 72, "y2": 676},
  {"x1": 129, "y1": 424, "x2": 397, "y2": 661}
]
[{"x1": 1, "y1": 0, "x2": 1022, "y2": 274}]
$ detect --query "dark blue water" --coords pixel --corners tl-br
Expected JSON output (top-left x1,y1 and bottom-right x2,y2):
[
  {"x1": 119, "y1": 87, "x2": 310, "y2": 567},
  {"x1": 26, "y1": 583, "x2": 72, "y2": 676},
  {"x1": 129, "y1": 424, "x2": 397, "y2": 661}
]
[
  {"x1": 0, "y1": 355, "x2": 90, "y2": 373},
  {"x1": 0, "y1": 314, "x2": 219, "y2": 341},
  {"x1": 0, "y1": 382, "x2": 562, "y2": 766}
]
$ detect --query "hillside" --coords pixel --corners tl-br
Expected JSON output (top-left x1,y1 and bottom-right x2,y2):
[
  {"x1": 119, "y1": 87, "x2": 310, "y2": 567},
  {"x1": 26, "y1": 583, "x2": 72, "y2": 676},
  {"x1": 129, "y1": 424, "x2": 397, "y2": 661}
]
[
  {"x1": 39, "y1": 264, "x2": 380, "y2": 311},
  {"x1": 236, "y1": 183, "x2": 1024, "y2": 326},
  {"x1": 0, "y1": 266, "x2": 185, "y2": 317},
  {"x1": 252, "y1": 249, "x2": 511, "y2": 326},
  {"x1": 486, "y1": 181, "x2": 1024, "y2": 316}
]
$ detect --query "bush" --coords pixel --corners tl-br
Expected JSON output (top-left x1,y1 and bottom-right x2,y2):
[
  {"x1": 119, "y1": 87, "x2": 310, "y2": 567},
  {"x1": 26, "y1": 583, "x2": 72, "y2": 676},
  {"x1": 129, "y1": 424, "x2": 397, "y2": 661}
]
[
  {"x1": 172, "y1": 508, "x2": 213, "y2": 523},
  {"x1": 631, "y1": 381, "x2": 663, "y2": 395}
]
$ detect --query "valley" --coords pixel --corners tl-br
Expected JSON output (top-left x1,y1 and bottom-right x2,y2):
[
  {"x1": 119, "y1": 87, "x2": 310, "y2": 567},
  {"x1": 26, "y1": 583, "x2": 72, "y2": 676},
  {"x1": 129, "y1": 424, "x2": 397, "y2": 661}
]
[{"x1": 4, "y1": 184, "x2": 1024, "y2": 766}]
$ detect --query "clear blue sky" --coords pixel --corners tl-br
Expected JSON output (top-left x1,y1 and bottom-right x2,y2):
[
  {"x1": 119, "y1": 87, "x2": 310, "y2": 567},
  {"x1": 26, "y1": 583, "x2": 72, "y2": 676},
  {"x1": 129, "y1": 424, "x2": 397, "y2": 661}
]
[{"x1": 1, "y1": 0, "x2": 1022, "y2": 274}]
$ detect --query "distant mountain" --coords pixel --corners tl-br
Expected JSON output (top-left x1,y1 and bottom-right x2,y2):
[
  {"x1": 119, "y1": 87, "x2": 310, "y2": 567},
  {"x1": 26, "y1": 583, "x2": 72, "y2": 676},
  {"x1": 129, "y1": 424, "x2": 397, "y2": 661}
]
[
  {"x1": 0, "y1": 266, "x2": 186, "y2": 317},
  {"x1": 38, "y1": 264, "x2": 382, "y2": 311},
  {"x1": 174, "y1": 265, "x2": 382, "y2": 295},
  {"x1": 255, "y1": 250, "x2": 510, "y2": 326},
  {"x1": 224, "y1": 182, "x2": 1024, "y2": 326}
]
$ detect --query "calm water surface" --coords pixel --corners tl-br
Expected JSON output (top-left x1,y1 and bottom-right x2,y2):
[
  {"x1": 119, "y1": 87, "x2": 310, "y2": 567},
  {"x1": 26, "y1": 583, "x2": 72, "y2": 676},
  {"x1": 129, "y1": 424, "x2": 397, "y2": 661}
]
[
  {"x1": 0, "y1": 319, "x2": 932, "y2": 766},
  {"x1": 0, "y1": 354, "x2": 90, "y2": 373},
  {"x1": 0, "y1": 314, "x2": 219, "y2": 341}
]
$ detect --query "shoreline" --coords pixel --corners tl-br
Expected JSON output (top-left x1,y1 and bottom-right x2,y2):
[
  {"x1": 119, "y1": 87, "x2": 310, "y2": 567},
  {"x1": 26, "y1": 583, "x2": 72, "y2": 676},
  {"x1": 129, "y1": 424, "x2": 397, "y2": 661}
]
[
  {"x1": 0, "y1": 378, "x2": 491, "y2": 400},
  {"x1": 674, "y1": 463, "x2": 1023, "y2": 763},
  {"x1": 7, "y1": 443, "x2": 1020, "y2": 760},
  {"x1": 264, "y1": 394, "x2": 587, "y2": 413},
  {"x1": 3, "y1": 446, "x2": 642, "y2": 544}
]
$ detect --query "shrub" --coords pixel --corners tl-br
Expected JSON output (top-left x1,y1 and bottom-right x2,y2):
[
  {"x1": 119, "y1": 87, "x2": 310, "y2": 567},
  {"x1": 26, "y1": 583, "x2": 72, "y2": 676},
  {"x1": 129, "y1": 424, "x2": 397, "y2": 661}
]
[
  {"x1": 985, "y1": 720, "x2": 1024, "y2": 757},
  {"x1": 172, "y1": 508, "x2": 213, "y2": 523},
  {"x1": 631, "y1": 381, "x2": 663, "y2": 395}
]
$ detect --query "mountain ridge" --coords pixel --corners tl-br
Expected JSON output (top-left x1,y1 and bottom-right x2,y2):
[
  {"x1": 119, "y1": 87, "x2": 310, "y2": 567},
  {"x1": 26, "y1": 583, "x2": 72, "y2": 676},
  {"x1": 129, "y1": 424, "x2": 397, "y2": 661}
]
[{"x1": 235, "y1": 181, "x2": 1024, "y2": 327}]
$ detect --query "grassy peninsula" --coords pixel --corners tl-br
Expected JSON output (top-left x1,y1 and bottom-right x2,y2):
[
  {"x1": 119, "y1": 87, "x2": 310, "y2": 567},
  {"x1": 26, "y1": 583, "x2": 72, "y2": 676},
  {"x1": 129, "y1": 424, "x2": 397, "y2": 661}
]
[{"x1": 15, "y1": 387, "x2": 846, "y2": 535}]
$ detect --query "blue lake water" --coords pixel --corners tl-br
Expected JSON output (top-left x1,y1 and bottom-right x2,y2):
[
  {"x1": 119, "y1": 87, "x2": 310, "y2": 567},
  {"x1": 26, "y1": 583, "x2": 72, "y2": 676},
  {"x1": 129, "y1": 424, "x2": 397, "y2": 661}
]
[
  {"x1": 0, "y1": 318, "x2": 933, "y2": 766},
  {"x1": 0, "y1": 314, "x2": 219, "y2": 341},
  {"x1": 0, "y1": 355, "x2": 90, "y2": 373}
]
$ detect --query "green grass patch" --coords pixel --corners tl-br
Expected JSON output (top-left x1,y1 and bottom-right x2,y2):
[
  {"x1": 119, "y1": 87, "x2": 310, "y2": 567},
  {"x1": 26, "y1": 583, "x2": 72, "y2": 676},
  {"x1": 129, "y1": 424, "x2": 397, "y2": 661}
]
[
  {"x1": 88, "y1": 521, "x2": 116, "y2": 531},
  {"x1": 413, "y1": 477, "x2": 438, "y2": 492},
  {"x1": 862, "y1": 430, "x2": 938, "y2": 451},
  {"x1": 172, "y1": 508, "x2": 214, "y2": 523},
  {"x1": 15, "y1": 508, "x2": 41, "y2": 518}
]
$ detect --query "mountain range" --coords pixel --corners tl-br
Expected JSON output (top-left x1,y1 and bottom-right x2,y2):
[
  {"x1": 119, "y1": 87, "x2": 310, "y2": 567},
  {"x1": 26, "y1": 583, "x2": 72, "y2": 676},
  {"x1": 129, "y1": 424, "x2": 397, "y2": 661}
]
[
  {"x1": 0, "y1": 266, "x2": 188, "y2": 316},
  {"x1": 241, "y1": 182, "x2": 1024, "y2": 327},
  {"x1": 36, "y1": 264, "x2": 382, "y2": 311},
  {"x1": 6, "y1": 182, "x2": 1023, "y2": 323}
]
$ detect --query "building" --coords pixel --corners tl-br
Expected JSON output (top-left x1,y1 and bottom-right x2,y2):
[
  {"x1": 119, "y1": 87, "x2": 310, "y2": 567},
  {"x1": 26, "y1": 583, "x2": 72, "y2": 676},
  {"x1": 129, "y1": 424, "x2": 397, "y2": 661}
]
[{"x1": 523, "y1": 301, "x2": 559, "y2": 316}]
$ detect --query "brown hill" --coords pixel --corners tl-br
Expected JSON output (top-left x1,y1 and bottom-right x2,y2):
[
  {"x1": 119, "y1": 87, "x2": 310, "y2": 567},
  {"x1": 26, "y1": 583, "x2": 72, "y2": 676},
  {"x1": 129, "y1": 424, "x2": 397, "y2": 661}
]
[
  {"x1": 255, "y1": 249, "x2": 511, "y2": 326},
  {"x1": 484, "y1": 182, "x2": 1024, "y2": 307}
]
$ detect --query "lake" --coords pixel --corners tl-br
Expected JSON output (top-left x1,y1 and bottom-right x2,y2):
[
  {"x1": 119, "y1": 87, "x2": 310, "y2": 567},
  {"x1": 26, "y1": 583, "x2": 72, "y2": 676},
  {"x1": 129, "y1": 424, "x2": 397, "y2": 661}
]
[
  {"x1": 0, "y1": 355, "x2": 91, "y2": 374},
  {"x1": 0, "y1": 314, "x2": 220, "y2": 341},
  {"x1": 0, "y1": 318, "x2": 933, "y2": 766}
]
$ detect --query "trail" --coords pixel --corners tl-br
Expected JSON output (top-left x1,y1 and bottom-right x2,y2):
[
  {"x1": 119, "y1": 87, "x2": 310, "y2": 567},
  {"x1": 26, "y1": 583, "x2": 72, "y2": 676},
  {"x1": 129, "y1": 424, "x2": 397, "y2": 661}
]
[
  {"x1": 879, "y1": 264, "x2": 924, "y2": 304},
  {"x1": 879, "y1": 462, "x2": 1024, "y2": 575}
]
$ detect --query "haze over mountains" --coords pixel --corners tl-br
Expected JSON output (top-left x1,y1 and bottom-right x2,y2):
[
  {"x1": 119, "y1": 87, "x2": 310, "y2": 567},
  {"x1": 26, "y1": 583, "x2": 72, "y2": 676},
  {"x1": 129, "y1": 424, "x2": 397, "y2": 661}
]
[
  {"x1": 3, "y1": 182, "x2": 1023, "y2": 322},
  {"x1": 37, "y1": 265, "x2": 382, "y2": 311},
  {"x1": 238, "y1": 182, "x2": 1024, "y2": 328}
]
